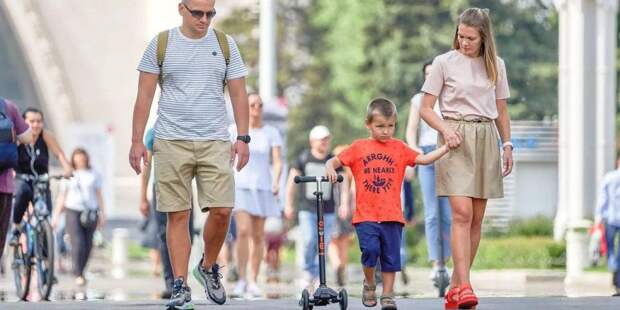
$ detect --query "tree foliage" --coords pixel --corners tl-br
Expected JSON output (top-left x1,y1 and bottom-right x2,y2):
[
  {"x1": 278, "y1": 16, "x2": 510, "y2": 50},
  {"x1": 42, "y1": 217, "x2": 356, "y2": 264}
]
[{"x1": 219, "y1": 1, "x2": 561, "y2": 159}]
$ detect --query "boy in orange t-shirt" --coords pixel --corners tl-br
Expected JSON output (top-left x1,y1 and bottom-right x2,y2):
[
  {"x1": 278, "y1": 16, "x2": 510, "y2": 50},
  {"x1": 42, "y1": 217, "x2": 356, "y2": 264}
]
[{"x1": 326, "y1": 98, "x2": 450, "y2": 309}]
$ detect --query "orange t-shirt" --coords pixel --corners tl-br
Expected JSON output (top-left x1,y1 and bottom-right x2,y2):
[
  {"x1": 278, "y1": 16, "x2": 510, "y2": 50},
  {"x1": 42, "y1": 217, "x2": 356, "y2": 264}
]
[{"x1": 338, "y1": 138, "x2": 419, "y2": 224}]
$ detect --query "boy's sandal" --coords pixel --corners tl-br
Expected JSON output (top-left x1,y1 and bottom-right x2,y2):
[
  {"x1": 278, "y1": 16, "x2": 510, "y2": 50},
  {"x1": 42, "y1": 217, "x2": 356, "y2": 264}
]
[
  {"x1": 380, "y1": 295, "x2": 398, "y2": 310},
  {"x1": 444, "y1": 286, "x2": 459, "y2": 310},
  {"x1": 457, "y1": 284, "x2": 479, "y2": 309},
  {"x1": 362, "y1": 281, "x2": 377, "y2": 307}
]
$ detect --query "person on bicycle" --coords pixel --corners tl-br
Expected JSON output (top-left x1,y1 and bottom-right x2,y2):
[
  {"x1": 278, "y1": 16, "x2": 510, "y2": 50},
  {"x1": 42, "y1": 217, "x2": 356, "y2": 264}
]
[
  {"x1": 0, "y1": 98, "x2": 31, "y2": 260},
  {"x1": 9, "y1": 108, "x2": 72, "y2": 246},
  {"x1": 52, "y1": 148, "x2": 105, "y2": 287}
]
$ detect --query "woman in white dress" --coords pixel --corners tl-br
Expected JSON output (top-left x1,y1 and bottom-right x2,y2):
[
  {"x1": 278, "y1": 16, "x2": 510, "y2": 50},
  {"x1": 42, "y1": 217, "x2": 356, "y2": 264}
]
[{"x1": 231, "y1": 93, "x2": 283, "y2": 298}]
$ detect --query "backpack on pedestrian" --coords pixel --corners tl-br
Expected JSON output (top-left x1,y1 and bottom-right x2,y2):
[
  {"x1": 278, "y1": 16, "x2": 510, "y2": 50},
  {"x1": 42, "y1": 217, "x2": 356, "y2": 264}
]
[
  {"x1": 156, "y1": 29, "x2": 230, "y2": 90},
  {"x1": 0, "y1": 99, "x2": 18, "y2": 171}
]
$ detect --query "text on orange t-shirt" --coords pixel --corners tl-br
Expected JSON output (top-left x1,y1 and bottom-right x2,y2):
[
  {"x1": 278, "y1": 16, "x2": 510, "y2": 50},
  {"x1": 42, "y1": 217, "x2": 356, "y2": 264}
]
[{"x1": 337, "y1": 138, "x2": 419, "y2": 224}]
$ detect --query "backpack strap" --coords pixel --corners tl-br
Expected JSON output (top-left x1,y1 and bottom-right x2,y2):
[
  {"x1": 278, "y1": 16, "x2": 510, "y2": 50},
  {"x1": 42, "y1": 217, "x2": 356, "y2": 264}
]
[
  {"x1": 213, "y1": 28, "x2": 230, "y2": 90},
  {"x1": 156, "y1": 30, "x2": 170, "y2": 87},
  {"x1": 156, "y1": 29, "x2": 230, "y2": 90}
]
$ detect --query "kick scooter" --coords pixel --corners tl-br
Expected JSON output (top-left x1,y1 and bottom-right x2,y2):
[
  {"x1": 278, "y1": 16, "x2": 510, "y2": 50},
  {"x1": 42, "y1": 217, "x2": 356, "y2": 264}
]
[{"x1": 295, "y1": 175, "x2": 348, "y2": 310}]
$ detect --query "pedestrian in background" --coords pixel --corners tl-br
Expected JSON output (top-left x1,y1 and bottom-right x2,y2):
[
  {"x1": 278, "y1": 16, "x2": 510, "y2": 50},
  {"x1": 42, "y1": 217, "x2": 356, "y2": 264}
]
[
  {"x1": 52, "y1": 148, "x2": 105, "y2": 289},
  {"x1": 0, "y1": 98, "x2": 31, "y2": 261},
  {"x1": 229, "y1": 93, "x2": 283, "y2": 298},
  {"x1": 406, "y1": 61, "x2": 452, "y2": 281},
  {"x1": 595, "y1": 156, "x2": 620, "y2": 297}
]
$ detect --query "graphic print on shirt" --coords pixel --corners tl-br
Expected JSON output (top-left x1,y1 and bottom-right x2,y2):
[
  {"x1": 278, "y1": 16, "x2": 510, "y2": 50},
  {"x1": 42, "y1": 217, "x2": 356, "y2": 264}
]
[{"x1": 361, "y1": 152, "x2": 396, "y2": 194}]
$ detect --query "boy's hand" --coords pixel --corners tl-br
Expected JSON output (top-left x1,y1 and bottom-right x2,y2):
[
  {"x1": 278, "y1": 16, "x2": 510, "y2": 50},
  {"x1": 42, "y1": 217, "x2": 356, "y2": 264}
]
[{"x1": 326, "y1": 168, "x2": 339, "y2": 183}]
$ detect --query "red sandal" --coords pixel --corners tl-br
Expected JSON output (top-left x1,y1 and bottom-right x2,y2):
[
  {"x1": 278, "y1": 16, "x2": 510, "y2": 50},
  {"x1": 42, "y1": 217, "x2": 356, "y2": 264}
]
[
  {"x1": 457, "y1": 284, "x2": 478, "y2": 309},
  {"x1": 444, "y1": 286, "x2": 459, "y2": 309}
]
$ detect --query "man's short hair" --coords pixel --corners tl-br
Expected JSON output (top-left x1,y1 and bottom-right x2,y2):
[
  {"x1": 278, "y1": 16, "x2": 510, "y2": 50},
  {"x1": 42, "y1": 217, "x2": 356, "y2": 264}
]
[{"x1": 366, "y1": 97, "x2": 397, "y2": 123}]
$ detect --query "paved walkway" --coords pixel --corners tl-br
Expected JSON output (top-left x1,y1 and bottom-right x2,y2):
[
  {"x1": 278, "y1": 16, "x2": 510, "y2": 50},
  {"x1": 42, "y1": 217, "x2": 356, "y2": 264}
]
[{"x1": 3, "y1": 297, "x2": 620, "y2": 309}]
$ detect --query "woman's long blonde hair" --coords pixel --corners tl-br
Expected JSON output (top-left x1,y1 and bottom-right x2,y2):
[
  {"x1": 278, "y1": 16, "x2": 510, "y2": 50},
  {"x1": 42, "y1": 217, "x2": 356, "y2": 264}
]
[{"x1": 452, "y1": 8, "x2": 499, "y2": 84}]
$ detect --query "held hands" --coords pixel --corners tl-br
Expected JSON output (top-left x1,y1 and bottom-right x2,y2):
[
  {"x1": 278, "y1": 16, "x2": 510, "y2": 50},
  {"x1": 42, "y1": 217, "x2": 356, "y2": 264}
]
[
  {"x1": 230, "y1": 141, "x2": 250, "y2": 171},
  {"x1": 442, "y1": 127, "x2": 462, "y2": 150},
  {"x1": 129, "y1": 142, "x2": 148, "y2": 175}
]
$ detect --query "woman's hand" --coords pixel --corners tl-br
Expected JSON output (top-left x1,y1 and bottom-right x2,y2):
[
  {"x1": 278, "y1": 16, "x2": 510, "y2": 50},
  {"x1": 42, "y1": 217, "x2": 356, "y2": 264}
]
[
  {"x1": 272, "y1": 183, "x2": 280, "y2": 196},
  {"x1": 98, "y1": 211, "x2": 106, "y2": 228},
  {"x1": 442, "y1": 127, "x2": 462, "y2": 149},
  {"x1": 502, "y1": 147, "x2": 513, "y2": 177}
]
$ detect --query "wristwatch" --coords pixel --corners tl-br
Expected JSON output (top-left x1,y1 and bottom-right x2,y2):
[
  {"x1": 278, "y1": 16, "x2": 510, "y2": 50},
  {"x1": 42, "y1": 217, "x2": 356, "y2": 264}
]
[
  {"x1": 237, "y1": 135, "x2": 251, "y2": 144},
  {"x1": 502, "y1": 141, "x2": 514, "y2": 150}
]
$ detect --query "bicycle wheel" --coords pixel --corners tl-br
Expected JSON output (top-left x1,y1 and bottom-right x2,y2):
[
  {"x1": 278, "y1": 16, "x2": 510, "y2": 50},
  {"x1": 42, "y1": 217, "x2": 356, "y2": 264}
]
[
  {"x1": 11, "y1": 237, "x2": 31, "y2": 300},
  {"x1": 35, "y1": 220, "x2": 55, "y2": 300}
]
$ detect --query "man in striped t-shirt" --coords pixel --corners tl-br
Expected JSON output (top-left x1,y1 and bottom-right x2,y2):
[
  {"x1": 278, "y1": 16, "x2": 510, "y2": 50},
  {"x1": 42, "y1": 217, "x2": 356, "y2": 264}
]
[{"x1": 129, "y1": 0, "x2": 250, "y2": 308}]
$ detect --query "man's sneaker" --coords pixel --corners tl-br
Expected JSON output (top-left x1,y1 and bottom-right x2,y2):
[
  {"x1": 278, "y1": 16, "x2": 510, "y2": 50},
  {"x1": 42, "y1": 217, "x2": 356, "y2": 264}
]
[
  {"x1": 166, "y1": 277, "x2": 194, "y2": 310},
  {"x1": 193, "y1": 259, "x2": 226, "y2": 305}
]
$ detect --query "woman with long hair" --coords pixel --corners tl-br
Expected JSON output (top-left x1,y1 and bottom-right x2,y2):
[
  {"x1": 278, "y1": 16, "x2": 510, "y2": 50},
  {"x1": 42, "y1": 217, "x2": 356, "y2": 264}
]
[
  {"x1": 230, "y1": 93, "x2": 283, "y2": 298},
  {"x1": 420, "y1": 8, "x2": 513, "y2": 309},
  {"x1": 52, "y1": 148, "x2": 106, "y2": 290}
]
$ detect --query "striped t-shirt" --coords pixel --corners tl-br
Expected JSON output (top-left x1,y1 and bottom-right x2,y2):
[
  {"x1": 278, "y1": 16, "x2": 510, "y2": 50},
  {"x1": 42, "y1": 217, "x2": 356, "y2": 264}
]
[{"x1": 138, "y1": 27, "x2": 248, "y2": 141}]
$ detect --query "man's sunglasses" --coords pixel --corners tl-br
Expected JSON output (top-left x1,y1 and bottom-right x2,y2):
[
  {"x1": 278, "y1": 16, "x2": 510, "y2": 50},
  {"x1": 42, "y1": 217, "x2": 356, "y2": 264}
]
[{"x1": 182, "y1": 2, "x2": 216, "y2": 20}]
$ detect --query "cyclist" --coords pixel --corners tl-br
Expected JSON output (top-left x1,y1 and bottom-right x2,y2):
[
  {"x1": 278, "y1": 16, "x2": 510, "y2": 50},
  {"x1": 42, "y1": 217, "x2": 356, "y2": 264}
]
[{"x1": 9, "y1": 108, "x2": 72, "y2": 246}]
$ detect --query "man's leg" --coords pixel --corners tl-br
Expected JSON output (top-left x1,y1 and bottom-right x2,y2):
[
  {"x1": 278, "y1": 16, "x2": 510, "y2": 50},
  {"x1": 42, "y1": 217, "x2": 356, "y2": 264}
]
[
  {"x1": 202, "y1": 208, "x2": 232, "y2": 269},
  {"x1": 167, "y1": 210, "x2": 192, "y2": 280}
]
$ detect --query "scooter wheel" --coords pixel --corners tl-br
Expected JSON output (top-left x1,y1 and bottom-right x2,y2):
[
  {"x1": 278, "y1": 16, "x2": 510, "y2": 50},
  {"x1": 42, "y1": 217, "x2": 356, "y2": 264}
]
[
  {"x1": 300, "y1": 289, "x2": 312, "y2": 310},
  {"x1": 338, "y1": 288, "x2": 348, "y2": 310}
]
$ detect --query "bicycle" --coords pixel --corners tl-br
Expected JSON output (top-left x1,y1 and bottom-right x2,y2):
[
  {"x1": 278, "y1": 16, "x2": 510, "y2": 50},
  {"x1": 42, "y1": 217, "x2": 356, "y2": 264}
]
[{"x1": 10, "y1": 173, "x2": 64, "y2": 300}]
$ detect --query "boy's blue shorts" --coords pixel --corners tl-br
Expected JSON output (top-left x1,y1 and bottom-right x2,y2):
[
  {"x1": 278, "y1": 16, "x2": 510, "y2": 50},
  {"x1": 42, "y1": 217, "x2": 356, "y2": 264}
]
[{"x1": 354, "y1": 221, "x2": 403, "y2": 272}]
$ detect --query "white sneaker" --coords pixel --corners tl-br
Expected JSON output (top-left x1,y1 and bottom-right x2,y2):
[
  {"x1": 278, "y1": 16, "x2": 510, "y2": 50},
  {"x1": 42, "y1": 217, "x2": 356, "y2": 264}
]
[
  {"x1": 429, "y1": 266, "x2": 439, "y2": 280},
  {"x1": 233, "y1": 280, "x2": 247, "y2": 297},
  {"x1": 246, "y1": 282, "x2": 263, "y2": 298}
]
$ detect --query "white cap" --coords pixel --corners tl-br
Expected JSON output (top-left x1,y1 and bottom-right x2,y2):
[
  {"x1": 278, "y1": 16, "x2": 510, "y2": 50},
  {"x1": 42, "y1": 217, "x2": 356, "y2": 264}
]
[{"x1": 309, "y1": 125, "x2": 331, "y2": 140}]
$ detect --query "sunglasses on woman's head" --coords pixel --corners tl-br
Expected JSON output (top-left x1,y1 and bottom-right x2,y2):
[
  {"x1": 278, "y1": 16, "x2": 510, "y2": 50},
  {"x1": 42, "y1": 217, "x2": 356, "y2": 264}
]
[{"x1": 182, "y1": 2, "x2": 216, "y2": 20}]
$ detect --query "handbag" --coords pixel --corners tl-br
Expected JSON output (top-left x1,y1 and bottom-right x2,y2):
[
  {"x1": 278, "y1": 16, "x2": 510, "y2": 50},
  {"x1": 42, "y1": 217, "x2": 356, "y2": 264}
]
[{"x1": 75, "y1": 174, "x2": 99, "y2": 229}]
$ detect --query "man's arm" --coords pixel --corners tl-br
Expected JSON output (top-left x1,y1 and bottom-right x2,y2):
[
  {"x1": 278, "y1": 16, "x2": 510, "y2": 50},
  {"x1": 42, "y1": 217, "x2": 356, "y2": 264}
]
[
  {"x1": 227, "y1": 78, "x2": 250, "y2": 171},
  {"x1": 42, "y1": 130, "x2": 73, "y2": 177},
  {"x1": 129, "y1": 72, "x2": 158, "y2": 174}
]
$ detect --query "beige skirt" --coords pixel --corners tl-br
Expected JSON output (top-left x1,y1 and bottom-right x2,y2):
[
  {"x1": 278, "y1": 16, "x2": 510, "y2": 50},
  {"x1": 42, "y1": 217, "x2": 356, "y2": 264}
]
[{"x1": 435, "y1": 117, "x2": 503, "y2": 199}]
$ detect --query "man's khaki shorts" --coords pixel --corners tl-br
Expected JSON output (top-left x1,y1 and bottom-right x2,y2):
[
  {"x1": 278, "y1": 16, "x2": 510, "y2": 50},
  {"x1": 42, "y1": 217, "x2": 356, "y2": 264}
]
[{"x1": 153, "y1": 138, "x2": 235, "y2": 212}]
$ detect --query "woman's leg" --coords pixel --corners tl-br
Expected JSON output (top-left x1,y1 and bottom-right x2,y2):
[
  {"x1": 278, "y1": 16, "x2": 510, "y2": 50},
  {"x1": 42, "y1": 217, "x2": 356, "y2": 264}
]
[
  {"x1": 448, "y1": 196, "x2": 473, "y2": 287},
  {"x1": 470, "y1": 199, "x2": 488, "y2": 267},
  {"x1": 249, "y1": 215, "x2": 266, "y2": 284},
  {"x1": 79, "y1": 225, "x2": 96, "y2": 277},
  {"x1": 65, "y1": 210, "x2": 85, "y2": 277},
  {"x1": 234, "y1": 211, "x2": 252, "y2": 283}
]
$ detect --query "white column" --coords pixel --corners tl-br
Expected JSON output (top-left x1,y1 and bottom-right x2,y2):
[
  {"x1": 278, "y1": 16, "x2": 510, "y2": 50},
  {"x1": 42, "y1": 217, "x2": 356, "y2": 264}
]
[
  {"x1": 259, "y1": 0, "x2": 277, "y2": 106},
  {"x1": 555, "y1": 0, "x2": 598, "y2": 282},
  {"x1": 595, "y1": 0, "x2": 619, "y2": 190}
]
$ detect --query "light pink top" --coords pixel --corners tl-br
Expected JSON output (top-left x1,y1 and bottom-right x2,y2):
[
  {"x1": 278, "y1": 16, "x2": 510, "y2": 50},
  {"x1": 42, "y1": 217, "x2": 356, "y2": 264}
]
[{"x1": 421, "y1": 50, "x2": 510, "y2": 119}]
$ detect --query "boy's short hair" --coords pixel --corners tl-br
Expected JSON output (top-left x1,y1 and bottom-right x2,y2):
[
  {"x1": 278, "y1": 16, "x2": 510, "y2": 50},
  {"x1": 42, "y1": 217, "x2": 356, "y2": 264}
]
[{"x1": 366, "y1": 97, "x2": 397, "y2": 123}]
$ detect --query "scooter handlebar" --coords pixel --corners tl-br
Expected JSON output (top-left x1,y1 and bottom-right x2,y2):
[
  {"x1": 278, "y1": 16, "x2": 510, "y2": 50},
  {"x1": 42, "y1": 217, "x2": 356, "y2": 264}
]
[{"x1": 294, "y1": 175, "x2": 343, "y2": 184}]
